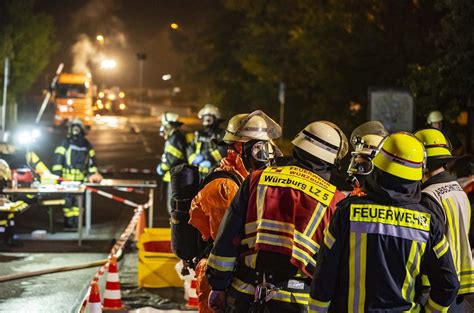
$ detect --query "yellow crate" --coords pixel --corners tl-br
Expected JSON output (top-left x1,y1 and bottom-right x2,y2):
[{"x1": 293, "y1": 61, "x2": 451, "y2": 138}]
[{"x1": 137, "y1": 228, "x2": 182, "y2": 288}]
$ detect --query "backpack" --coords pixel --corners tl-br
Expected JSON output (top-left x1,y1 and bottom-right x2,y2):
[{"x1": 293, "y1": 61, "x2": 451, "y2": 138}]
[{"x1": 169, "y1": 163, "x2": 243, "y2": 263}]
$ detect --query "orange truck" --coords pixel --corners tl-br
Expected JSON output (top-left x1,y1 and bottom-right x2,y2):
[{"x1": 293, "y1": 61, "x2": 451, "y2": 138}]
[{"x1": 53, "y1": 73, "x2": 94, "y2": 127}]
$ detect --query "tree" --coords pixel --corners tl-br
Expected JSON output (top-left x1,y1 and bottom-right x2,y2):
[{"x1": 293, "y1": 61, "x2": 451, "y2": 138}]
[
  {"x1": 174, "y1": 0, "x2": 438, "y2": 137},
  {"x1": 0, "y1": 0, "x2": 57, "y2": 126}
]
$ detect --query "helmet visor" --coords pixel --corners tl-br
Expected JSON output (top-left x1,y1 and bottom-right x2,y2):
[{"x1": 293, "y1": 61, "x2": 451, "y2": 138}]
[
  {"x1": 347, "y1": 153, "x2": 374, "y2": 176},
  {"x1": 237, "y1": 110, "x2": 282, "y2": 140},
  {"x1": 350, "y1": 121, "x2": 389, "y2": 149}
]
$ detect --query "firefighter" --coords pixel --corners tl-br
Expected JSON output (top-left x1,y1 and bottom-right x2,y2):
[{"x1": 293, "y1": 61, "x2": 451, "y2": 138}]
[
  {"x1": 156, "y1": 112, "x2": 188, "y2": 215},
  {"x1": 415, "y1": 128, "x2": 473, "y2": 312},
  {"x1": 0, "y1": 159, "x2": 16, "y2": 248},
  {"x1": 207, "y1": 121, "x2": 348, "y2": 312},
  {"x1": 347, "y1": 121, "x2": 388, "y2": 196},
  {"x1": 426, "y1": 110, "x2": 462, "y2": 155},
  {"x1": 309, "y1": 132, "x2": 459, "y2": 312},
  {"x1": 187, "y1": 104, "x2": 227, "y2": 178},
  {"x1": 52, "y1": 119, "x2": 102, "y2": 228},
  {"x1": 189, "y1": 110, "x2": 281, "y2": 312}
]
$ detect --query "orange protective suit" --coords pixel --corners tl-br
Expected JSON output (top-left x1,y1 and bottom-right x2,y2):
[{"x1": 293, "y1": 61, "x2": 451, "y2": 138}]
[{"x1": 188, "y1": 149, "x2": 249, "y2": 313}]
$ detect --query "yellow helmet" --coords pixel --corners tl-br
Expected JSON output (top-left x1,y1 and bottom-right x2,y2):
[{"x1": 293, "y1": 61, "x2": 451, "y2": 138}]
[
  {"x1": 372, "y1": 132, "x2": 425, "y2": 181},
  {"x1": 426, "y1": 110, "x2": 443, "y2": 125},
  {"x1": 413, "y1": 128, "x2": 452, "y2": 159}
]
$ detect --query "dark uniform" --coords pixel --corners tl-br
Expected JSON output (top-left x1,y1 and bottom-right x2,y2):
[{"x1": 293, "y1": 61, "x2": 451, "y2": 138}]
[
  {"x1": 52, "y1": 135, "x2": 98, "y2": 227},
  {"x1": 207, "y1": 157, "x2": 345, "y2": 312},
  {"x1": 187, "y1": 126, "x2": 227, "y2": 178},
  {"x1": 309, "y1": 168, "x2": 459, "y2": 312},
  {"x1": 157, "y1": 128, "x2": 187, "y2": 214}
]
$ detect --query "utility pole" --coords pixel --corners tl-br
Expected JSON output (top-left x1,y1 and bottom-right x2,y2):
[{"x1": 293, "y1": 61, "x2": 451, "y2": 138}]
[
  {"x1": 136, "y1": 52, "x2": 147, "y2": 105},
  {"x1": 278, "y1": 81, "x2": 285, "y2": 138},
  {"x1": 2, "y1": 58, "x2": 9, "y2": 141}
]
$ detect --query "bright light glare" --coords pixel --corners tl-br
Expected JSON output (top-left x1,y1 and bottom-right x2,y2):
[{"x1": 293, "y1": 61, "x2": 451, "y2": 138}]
[
  {"x1": 98, "y1": 103, "x2": 104, "y2": 109},
  {"x1": 108, "y1": 94, "x2": 116, "y2": 101},
  {"x1": 119, "y1": 103, "x2": 126, "y2": 110},
  {"x1": 119, "y1": 92, "x2": 125, "y2": 98},
  {"x1": 100, "y1": 59, "x2": 117, "y2": 69},
  {"x1": 59, "y1": 105, "x2": 68, "y2": 113},
  {"x1": 170, "y1": 23, "x2": 179, "y2": 30},
  {"x1": 32, "y1": 129, "x2": 41, "y2": 139},
  {"x1": 98, "y1": 92, "x2": 105, "y2": 98},
  {"x1": 162, "y1": 74, "x2": 172, "y2": 81},
  {"x1": 67, "y1": 99, "x2": 73, "y2": 105},
  {"x1": 96, "y1": 35, "x2": 104, "y2": 42},
  {"x1": 17, "y1": 131, "x2": 32, "y2": 145}
]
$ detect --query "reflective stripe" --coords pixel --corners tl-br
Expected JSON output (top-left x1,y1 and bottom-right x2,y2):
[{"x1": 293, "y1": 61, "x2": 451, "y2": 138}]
[
  {"x1": 199, "y1": 166, "x2": 209, "y2": 174},
  {"x1": 163, "y1": 171, "x2": 171, "y2": 182},
  {"x1": 379, "y1": 148, "x2": 423, "y2": 169},
  {"x1": 55, "y1": 146, "x2": 66, "y2": 155},
  {"x1": 89, "y1": 166, "x2": 97, "y2": 173},
  {"x1": 52, "y1": 165, "x2": 63, "y2": 171},
  {"x1": 211, "y1": 149, "x2": 222, "y2": 162},
  {"x1": 188, "y1": 153, "x2": 197, "y2": 164},
  {"x1": 425, "y1": 297, "x2": 449, "y2": 313},
  {"x1": 0, "y1": 227, "x2": 5, "y2": 233},
  {"x1": 323, "y1": 228, "x2": 336, "y2": 249},
  {"x1": 161, "y1": 163, "x2": 170, "y2": 171},
  {"x1": 401, "y1": 241, "x2": 425, "y2": 304},
  {"x1": 348, "y1": 232, "x2": 367, "y2": 313},
  {"x1": 89, "y1": 149, "x2": 95, "y2": 157},
  {"x1": 433, "y1": 236, "x2": 449, "y2": 259},
  {"x1": 309, "y1": 298, "x2": 330, "y2": 313},
  {"x1": 443, "y1": 198, "x2": 460, "y2": 276},
  {"x1": 207, "y1": 253, "x2": 236, "y2": 272},
  {"x1": 231, "y1": 277, "x2": 309, "y2": 305},
  {"x1": 350, "y1": 221, "x2": 429, "y2": 242},
  {"x1": 256, "y1": 232, "x2": 293, "y2": 251},
  {"x1": 0, "y1": 220, "x2": 7, "y2": 226},
  {"x1": 7, "y1": 213, "x2": 14, "y2": 219},
  {"x1": 107, "y1": 272, "x2": 119, "y2": 282},
  {"x1": 304, "y1": 203, "x2": 328, "y2": 238},
  {"x1": 103, "y1": 289, "x2": 121, "y2": 299},
  {"x1": 244, "y1": 252, "x2": 257, "y2": 269},
  {"x1": 165, "y1": 144, "x2": 184, "y2": 159}
]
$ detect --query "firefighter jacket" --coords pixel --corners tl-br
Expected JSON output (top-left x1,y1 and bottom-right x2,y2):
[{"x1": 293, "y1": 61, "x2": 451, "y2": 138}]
[
  {"x1": 188, "y1": 149, "x2": 249, "y2": 313},
  {"x1": 189, "y1": 149, "x2": 249, "y2": 241},
  {"x1": 421, "y1": 171, "x2": 474, "y2": 295},
  {"x1": 159, "y1": 129, "x2": 187, "y2": 183},
  {"x1": 52, "y1": 136, "x2": 98, "y2": 182},
  {"x1": 187, "y1": 125, "x2": 226, "y2": 176},
  {"x1": 26, "y1": 151, "x2": 49, "y2": 175},
  {"x1": 309, "y1": 168, "x2": 459, "y2": 313},
  {"x1": 207, "y1": 162, "x2": 345, "y2": 305}
]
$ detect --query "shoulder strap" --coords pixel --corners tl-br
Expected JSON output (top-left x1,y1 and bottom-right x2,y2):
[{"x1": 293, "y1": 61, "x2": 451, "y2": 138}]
[{"x1": 200, "y1": 169, "x2": 243, "y2": 189}]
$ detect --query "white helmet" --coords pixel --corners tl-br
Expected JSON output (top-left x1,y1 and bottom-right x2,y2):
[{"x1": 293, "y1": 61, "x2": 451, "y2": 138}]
[
  {"x1": 350, "y1": 121, "x2": 388, "y2": 155},
  {"x1": 223, "y1": 110, "x2": 282, "y2": 143},
  {"x1": 0, "y1": 159, "x2": 11, "y2": 181},
  {"x1": 292, "y1": 121, "x2": 348, "y2": 165},
  {"x1": 198, "y1": 104, "x2": 221, "y2": 119},
  {"x1": 161, "y1": 112, "x2": 180, "y2": 126},
  {"x1": 427, "y1": 110, "x2": 443, "y2": 125}
]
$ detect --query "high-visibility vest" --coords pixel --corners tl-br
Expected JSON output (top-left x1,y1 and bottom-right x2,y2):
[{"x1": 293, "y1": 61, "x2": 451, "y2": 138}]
[{"x1": 423, "y1": 180, "x2": 474, "y2": 295}]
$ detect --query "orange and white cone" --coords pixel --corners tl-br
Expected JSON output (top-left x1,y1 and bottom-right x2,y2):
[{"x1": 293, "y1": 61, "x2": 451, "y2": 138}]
[
  {"x1": 102, "y1": 256, "x2": 124, "y2": 311},
  {"x1": 87, "y1": 281, "x2": 102, "y2": 313},
  {"x1": 186, "y1": 277, "x2": 198, "y2": 308}
]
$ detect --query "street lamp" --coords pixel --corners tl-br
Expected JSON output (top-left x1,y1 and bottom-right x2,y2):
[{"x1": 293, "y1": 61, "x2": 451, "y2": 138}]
[
  {"x1": 170, "y1": 23, "x2": 179, "y2": 30},
  {"x1": 96, "y1": 34, "x2": 105, "y2": 45},
  {"x1": 162, "y1": 74, "x2": 172, "y2": 81},
  {"x1": 100, "y1": 59, "x2": 117, "y2": 69}
]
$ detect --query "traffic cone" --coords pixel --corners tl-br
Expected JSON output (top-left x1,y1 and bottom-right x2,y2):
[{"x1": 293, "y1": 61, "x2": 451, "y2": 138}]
[
  {"x1": 186, "y1": 277, "x2": 199, "y2": 308},
  {"x1": 134, "y1": 209, "x2": 146, "y2": 241},
  {"x1": 102, "y1": 256, "x2": 124, "y2": 311},
  {"x1": 87, "y1": 281, "x2": 102, "y2": 313}
]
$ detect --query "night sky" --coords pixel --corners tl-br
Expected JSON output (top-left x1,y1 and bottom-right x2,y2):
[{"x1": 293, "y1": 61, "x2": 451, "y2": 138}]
[{"x1": 33, "y1": 0, "x2": 207, "y2": 91}]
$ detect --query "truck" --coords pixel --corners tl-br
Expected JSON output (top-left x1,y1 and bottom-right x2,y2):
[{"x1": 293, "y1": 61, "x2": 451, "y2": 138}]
[{"x1": 53, "y1": 73, "x2": 94, "y2": 127}]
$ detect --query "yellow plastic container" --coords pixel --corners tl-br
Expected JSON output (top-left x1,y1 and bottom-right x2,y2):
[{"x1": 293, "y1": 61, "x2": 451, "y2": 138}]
[{"x1": 137, "y1": 228, "x2": 182, "y2": 288}]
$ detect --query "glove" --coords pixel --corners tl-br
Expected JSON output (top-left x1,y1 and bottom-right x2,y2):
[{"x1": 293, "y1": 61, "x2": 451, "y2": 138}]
[
  {"x1": 156, "y1": 164, "x2": 164, "y2": 176},
  {"x1": 208, "y1": 290, "x2": 226, "y2": 312},
  {"x1": 199, "y1": 160, "x2": 212, "y2": 169},
  {"x1": 88, "y1": 173, "x2": 103, "y2": 183},
  {"x1": 191, "y1": 153, "x2": 204, "y2": 166}
]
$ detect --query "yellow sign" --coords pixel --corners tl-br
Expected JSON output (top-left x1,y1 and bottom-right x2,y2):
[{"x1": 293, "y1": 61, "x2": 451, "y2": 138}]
[
  {"x1": 350, "y1": 204, "x2": 431, "y2": 231},
  {"x1": 259, "y1": 166, "x2": 335, "y2": 206}
]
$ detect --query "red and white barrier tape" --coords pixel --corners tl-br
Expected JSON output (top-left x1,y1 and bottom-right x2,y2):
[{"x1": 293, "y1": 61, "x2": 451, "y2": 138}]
[
  {"x1": 85, "y1": 186, "x2": 147, "y2": 208},
  {"x1": 113, "y1": 187, "x2": 146, "y2": 195},
  {"x1": 77, "y1": 204, "x2": 145, "y2": 313}
]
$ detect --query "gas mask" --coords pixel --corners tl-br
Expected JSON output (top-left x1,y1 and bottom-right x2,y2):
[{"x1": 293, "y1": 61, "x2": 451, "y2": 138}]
[
  {"x1": 202, "y1": 114, "x2": 216, "y2": 127},
  {"x1": 241, "y1": 140, "x2": 275, "y2": 170}
]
